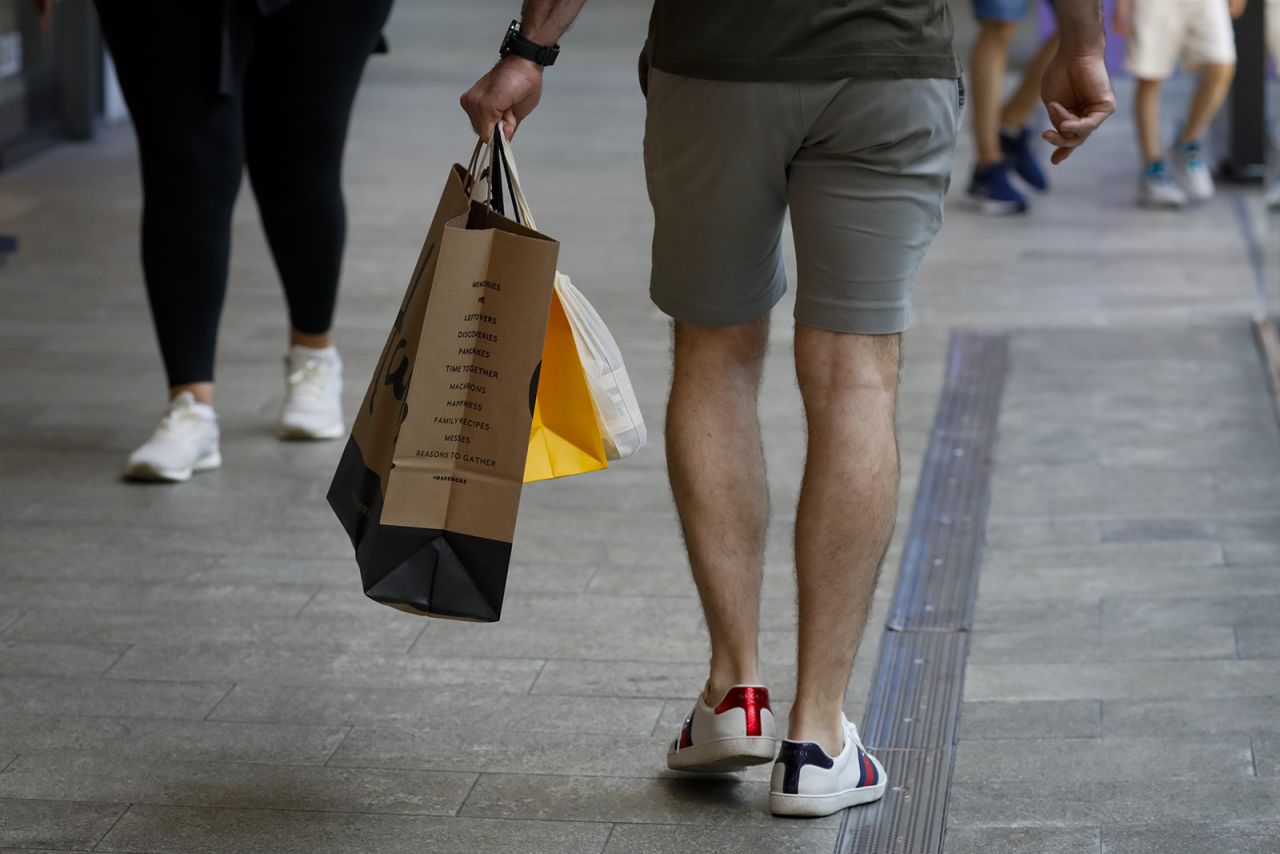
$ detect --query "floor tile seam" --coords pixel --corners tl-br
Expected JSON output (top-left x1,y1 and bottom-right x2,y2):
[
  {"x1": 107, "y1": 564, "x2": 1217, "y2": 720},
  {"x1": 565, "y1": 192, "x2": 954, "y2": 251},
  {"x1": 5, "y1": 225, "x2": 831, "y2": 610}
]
[
  {"x1": 49, "y1": 797, "x2": 772, "y2": 829},
  {"x1": 0, "y1": 793, "x2": 135, "y2": 808},
  {"x1": 309, "y1": 760, "x2": 749, "y2": 779},
  {"x1": 201, "y1": 684, "x2": 237, "y2": 722},
  {"x1": 965, "y1": 652, "x2": 1243, "y2": 665},
  {"x1": 98, "y1": 651, "x2": 734, "y2": 668},
  {"x1": 0, "y1": 673, "x2": 234, "y2": 689},
  {"x1": 290, "y1": 588, "x2": 322, "y2": 619},
  {"x1": 579, "y1": 563, "x2": 606, "y2": 594},
  {"x1": 453, "y1": 773, "x2": 483, "y2": 816},
  {"x1": 96, "y1": 644, "x2": 134, "y2": 679},
  {"x1": 0, "y1": 751, "x2": 369, "y2": 771},
  {"x1": 339, "y1": 768, "x2": 783, "y2": 785},
  {"x1": 89, "y1": 802, "x2": 133, "y2": 852},
  {"x1": 0, "y1": 611, "x2": 25, "y2": 636},
  {"x1": 1252, "y1": 316, "x2": 1280, "y2": 427},
  {"x1": 597, "y1": 823, "x2": 616, "y2": 853},
  {"x1": 204, "y1": 714, "x2": 663, "y2": 736},
  {"x1": 4, "y1": 794, "x2": 501, "y2": 821},
  {"x1": 527, "y1": 660, "x2": 549, "y2": 696},
  {"x1": 952, "y1": 734, "x2": 1104, "y2": 743},
  {"x1": 0, "y1": 710, "x2": 351, "y2": 730},
  {"x1": 649, "y1": 700, "x2": 669, "y2": 738},
  {"x1": 320, "y1": 726, "x2": 355, "y2": 768},
  {"x1": 1226, "y1": 193, "x2": 1268, "y2": 306},
  {"x1": 6, "y1": 794, "x2": 620, "y2": 824}
]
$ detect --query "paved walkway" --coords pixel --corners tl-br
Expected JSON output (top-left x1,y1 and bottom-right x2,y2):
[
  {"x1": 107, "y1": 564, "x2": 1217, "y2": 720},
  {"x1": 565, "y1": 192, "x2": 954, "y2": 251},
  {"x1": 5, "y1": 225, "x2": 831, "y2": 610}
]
[{"x1": 0, "y1": 2, "x2": 1277, "y2": 852}]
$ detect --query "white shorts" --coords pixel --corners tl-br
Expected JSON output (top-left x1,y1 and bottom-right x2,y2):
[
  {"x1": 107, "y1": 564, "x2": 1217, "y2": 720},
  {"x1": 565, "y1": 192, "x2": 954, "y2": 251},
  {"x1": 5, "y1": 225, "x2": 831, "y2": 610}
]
[{"x1": 1125, "y1": 0, "x2": 1237, "y2": 79}]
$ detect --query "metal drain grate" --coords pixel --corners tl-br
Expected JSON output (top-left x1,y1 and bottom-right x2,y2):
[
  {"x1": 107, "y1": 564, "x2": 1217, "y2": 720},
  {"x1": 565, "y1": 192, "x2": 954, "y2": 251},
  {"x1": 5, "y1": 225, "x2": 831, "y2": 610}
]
[
  {"x1": 860, "y1": 632, "x2": 968, "y2": 751},
  {"x1": 836, "y1": 750, "x2": 954, "y2": 854},
  {"x1": 888, "y1": 333, "x2": 1008, "y2": 632},
  {"x1": 835, "y1": 332, "x2": 1009, "y2": 854}
]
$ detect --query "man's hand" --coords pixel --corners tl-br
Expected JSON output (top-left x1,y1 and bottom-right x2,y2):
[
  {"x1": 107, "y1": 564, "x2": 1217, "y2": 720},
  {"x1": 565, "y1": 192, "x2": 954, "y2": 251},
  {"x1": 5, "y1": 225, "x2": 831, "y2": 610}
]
[
  {"x1": 1228, "y1": 0, "x2": 1247, "y2": 18},
  {"x1": 1040, "y1": 47, "x2": 1116, "y2": 164},
  {"x1": 460, "y1": 56, "x2": 544, "y2": 141}
]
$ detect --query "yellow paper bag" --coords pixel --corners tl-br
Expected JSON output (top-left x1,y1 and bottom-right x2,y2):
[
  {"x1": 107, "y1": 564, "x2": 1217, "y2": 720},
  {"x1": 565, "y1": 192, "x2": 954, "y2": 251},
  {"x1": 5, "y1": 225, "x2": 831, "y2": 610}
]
[{"x1": 524, "y1": 287, "x2": 609, "y2": 483}]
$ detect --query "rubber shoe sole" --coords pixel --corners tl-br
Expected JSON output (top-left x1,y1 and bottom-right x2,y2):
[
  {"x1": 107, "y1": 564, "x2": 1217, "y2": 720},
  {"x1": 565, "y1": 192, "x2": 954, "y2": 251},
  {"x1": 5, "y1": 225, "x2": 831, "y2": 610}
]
[
  {"x1": 969, "y1": 195, "x2": 1027, "y2": 216},
  {"x1": 124, "y1": 449, "x2": 222, "y2": 483},
  {"x1": 277, "y1": 421, "x2": 345, "y2": 441},
  {"x1": 667, "y1": 736, "x2": 777, "y2": 773},
  {"x1": 769, "y1": 778, "x2": 887, "y2": 817}
]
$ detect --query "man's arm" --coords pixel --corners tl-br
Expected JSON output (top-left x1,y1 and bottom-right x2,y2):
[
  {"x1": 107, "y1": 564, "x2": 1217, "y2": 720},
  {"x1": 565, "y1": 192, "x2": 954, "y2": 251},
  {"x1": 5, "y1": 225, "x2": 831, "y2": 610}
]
[
  {"x1": 1040, "y1": 0, "x2": 1117, "y2": 164},
  {"x1": 460, "y1": 0, "x2": 589, "y2": 140}
]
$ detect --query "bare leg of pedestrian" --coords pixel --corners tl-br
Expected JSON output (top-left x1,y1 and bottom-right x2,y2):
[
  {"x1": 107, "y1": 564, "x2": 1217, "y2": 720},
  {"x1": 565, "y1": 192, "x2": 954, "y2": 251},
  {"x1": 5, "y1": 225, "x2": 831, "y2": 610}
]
[
  {"x1": 999, "y1": 34, "x2": 1060, "y2": 133},
  {"x1": 1135, "y1": 78, "x2": 1165, "y2": 166},
  {"x1": 665, "y1": 317, "x2": 771, "y2": 702},
  {"x1": 967, "y1": 19, "x2": 1030, "y2": 212},
  {"x1": 1177, "y1": 62, "x2": 1236, "y2": 146},
  {"x1": 1133, "y1": 77, "x2": 1190, "y2": 207},
  {"x1": 970, "y1": 20, "x2": 1020, "y2": 168},
  {"x1": 788, "y1": 328, "x2": 900, "y2": 756}
]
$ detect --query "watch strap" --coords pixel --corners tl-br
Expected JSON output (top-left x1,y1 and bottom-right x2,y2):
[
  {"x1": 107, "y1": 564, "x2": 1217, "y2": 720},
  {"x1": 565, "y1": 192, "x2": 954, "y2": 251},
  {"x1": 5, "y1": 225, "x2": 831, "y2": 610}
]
[{"x1": 501, "y1": 19, "x2": 559, "y2": 67}]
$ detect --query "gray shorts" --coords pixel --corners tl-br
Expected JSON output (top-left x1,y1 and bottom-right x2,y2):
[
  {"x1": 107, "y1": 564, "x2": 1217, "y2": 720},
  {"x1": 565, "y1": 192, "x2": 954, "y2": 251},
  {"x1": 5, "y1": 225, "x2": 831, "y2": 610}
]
[{"x1": 643, "y1": 69, "x2": 960, "y2": 335}]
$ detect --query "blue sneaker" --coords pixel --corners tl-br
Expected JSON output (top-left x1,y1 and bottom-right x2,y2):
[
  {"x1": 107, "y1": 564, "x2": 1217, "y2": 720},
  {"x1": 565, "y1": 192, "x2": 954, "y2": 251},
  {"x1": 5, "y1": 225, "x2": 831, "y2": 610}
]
[
  {"x1": 968, "y1": 162, "x2": 1028, "y2": 215},
  {"x1": 1000, "y1": 127, "x2": 1048, "y2": 191}
]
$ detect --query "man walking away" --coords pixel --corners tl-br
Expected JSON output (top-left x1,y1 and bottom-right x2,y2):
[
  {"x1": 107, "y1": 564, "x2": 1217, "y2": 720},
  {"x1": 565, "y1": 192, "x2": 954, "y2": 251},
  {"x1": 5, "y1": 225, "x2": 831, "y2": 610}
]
[{"x1": 463, "y1": 0, "x2": 1113, "y2": 818}]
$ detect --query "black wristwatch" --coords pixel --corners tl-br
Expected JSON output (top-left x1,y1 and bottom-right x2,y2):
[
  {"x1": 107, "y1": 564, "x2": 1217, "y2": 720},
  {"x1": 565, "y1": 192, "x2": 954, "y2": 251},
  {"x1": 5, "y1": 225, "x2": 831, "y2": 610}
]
[{"x1": 499, "y1": 19, "x2": 559, "y2": 67}]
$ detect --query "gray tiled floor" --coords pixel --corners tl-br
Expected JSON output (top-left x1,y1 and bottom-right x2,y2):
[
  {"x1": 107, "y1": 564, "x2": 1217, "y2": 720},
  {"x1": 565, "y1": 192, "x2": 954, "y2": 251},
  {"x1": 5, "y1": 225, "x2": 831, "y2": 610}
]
[{"x1": 2, "y1": 0, "x2": 1278, "y2": 852}]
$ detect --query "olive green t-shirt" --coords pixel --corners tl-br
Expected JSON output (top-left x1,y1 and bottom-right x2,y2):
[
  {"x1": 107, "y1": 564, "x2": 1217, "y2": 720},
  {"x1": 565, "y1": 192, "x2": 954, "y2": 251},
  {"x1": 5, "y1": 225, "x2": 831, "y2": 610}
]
[{"x1": 644, "y1": 0, "x2": 959, "y2": 82}]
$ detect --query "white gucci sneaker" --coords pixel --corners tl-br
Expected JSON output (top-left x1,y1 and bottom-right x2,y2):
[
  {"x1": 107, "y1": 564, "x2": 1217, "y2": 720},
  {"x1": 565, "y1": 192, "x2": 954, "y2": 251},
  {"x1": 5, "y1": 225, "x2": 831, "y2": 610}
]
[
  {"x1": 124, "y1": 391, "x2": 221, "y2": 483},
  {"x1": 279, "y1": 345, "x2": 344, "y2": 440},
  {"x1": 769, "y1": 715, "x2": 887, "y2": 817},
  {"x1": 667, "y1": 685, "x2": 778, "y2": 773}
]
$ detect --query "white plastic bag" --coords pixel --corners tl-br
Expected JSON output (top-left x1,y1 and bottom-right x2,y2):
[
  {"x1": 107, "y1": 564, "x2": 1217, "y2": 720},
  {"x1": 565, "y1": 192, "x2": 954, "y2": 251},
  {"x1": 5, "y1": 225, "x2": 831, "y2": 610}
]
[
  {"x1": 553, "y1": 273, "x2": 647, "y2": 460},
  {"x1": 489, "y1": 132, "x2": 646, "y2": 461}
]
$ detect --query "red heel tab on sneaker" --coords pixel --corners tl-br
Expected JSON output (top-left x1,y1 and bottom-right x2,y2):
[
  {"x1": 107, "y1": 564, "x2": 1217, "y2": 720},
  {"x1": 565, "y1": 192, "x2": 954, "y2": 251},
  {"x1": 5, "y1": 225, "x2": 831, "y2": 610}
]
[{"x1": 714, "y1": 686, "x2": 771, "y2": 736}]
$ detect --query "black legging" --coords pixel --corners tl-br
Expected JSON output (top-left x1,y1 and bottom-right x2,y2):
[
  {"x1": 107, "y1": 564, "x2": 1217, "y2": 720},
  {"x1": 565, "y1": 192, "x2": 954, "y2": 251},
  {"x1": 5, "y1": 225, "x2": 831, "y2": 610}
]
[{"x1": 96, "y1": 0, "x2": 393, "y2": 386}]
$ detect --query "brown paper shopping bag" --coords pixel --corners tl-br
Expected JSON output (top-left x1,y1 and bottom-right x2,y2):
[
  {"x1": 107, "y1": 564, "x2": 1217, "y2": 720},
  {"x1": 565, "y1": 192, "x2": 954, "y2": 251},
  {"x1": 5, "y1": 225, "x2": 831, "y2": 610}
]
[{"x1": 328, "y1": 141, "x2": 559, "y2": 621}]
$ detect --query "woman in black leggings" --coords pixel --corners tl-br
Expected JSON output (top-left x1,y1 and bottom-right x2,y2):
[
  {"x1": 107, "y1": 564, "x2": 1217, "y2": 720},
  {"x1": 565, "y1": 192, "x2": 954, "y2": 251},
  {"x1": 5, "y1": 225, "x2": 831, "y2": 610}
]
[{"x1": 96, "y1": 0, "x2": 393, "y2": 482}]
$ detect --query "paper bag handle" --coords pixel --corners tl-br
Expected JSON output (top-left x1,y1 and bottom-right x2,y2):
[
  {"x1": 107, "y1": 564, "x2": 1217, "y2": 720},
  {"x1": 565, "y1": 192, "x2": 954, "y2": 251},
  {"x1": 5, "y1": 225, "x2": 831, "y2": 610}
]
[{"x1": 466, "y1": 128, "x2": 537, "y2": 228}]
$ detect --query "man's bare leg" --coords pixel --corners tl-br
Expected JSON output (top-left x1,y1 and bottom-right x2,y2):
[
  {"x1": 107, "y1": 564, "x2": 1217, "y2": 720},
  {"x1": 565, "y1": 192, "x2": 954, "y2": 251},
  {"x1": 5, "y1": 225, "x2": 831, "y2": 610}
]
[
  {"x1": 1135, "y1": 78, "x2": 1164, "y2": 163},
  {"x1": 788, "y1": 326, "x2": 901, "y2": 756},
  {"x1": 667, "y1": 317, "x2": 771, "y2": 702},
  {"x1": 1000, "y1": 34, "x2": 1061, "y2": 131},
  {"x1": 969, "y1": 20, "x2": 1020, "y2": 166},
  {"x1": 1177, "y1": 63, "x2": 1236, "y2": 145}
]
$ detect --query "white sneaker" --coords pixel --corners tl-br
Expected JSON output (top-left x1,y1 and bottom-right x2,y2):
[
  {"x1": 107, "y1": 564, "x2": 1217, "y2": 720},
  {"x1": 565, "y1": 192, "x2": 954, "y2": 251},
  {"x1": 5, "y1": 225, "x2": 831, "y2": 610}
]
[
  {"x1": 667, "y1": 685, "x2": 778, "y2": 773},
  {"x1": 279, "y1": 345, "x2": 344, "y2": 440},
  {"x1": 769, "y1": 715, "x2": 887, "y2": 817},
  {"x1": 1265, "y1": 180, "x2": 1280, "y2": 210},
  {"x1": 1170, "y1": 141, "x2": 1215, "y2": 202},
  {"x1": 1139, "y1": 161, "x2": 1188, "y2": 209},
  {"x1": 124, "y1": 391, "x2": 221, "y2": 483}
]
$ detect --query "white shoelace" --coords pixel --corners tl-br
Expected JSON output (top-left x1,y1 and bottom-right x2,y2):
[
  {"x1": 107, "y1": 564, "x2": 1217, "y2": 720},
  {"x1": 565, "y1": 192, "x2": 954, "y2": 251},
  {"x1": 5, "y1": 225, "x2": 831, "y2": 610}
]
[
  {"x1": 287, "y1": 357, "x2": 334, "y2": 405},
  {"x1": 152, "y1": 406, "x2": 210, "y2": 443}
]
